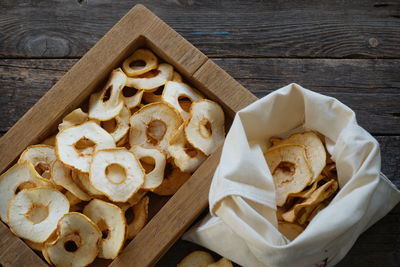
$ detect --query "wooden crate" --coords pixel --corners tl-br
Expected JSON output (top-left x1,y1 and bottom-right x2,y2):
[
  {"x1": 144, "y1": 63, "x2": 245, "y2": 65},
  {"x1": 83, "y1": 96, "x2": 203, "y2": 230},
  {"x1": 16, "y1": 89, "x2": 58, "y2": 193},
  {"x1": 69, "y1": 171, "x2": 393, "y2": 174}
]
[{"x1": 0, "y1": 4, "x2": 256, "y2": 267}]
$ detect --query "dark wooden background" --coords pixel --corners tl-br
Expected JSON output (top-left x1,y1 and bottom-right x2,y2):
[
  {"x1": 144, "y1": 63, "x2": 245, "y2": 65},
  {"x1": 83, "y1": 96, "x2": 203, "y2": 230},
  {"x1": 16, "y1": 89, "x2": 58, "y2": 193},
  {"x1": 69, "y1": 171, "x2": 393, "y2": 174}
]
[{"x1": 1, "y1": 0, "x2": 399, "y2": 266}]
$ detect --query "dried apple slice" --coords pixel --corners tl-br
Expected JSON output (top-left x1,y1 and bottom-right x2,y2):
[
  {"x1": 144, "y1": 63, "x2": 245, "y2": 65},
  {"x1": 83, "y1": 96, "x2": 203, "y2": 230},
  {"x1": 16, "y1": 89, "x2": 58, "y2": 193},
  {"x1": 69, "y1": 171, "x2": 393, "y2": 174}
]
[
  {"x1": 142, "y1": 86, "x2": 164, "y2": 104},
  {"x1": 44, "y1": 212, "x2": 101, "y2": 267},
  {"x1": 152, "y1": 161, "x2": 191, "y2": 196},
  {"x1": 121, "y1": 87, "x2": 144, "y2": 109},
  {"x1": 56, "y1": 121, "x2": 116, "y2": 173},
  {"x1": 282, "y1": 179, "x2": 338, "y2": 224},
  {"x1": 8, "y1": 187, "x2": 69, "y2": 243},
  {"x1": 71, "y1": 171, "x2": 103, "y2": 197},
  {"x1": 126, "y1": 189, "x2": 147, "y2": 206},
  {"x1": 129, "y1": 102, "x2": 183, "y2": 152},
  {"x1": 51, "y1": 161, "x2": 91, "y2": 201},
  {"x1": 89, "y1": 68, "x2": 127, "y2": 121},
  {"x1": 273, "y1": 132, "x2": 326, "y2": 183},
  {"x1": 100, "y1": 106, "x2": 131, "y2": 144},
  {"x1": 65, "y1": 191, "x2": 81, "y2": 206},
  {"x1": 83, "y1": 199, "x2": 126, "y2": 259},
  {"x1": 18, "y1": 145, "x2": 56, "y2": 180},
  {"x1": 120, "y1": 195, "x2": 149, "y2": 239},
  {"x1": 208, "y1": 258, "x2": 234, "y2": 267},
  {"x1": 58, "y1": 108, "x2": 88, "y2": 131},
  {"x1": 90, "y1": 148, "x2": 144, "y2": 202},
  {"x1": 264, "y1": 144, "x2": 313, "y2": 207},
  {"x1": 172, "y1": 71, "x2": 183, "y2": 82},
  {"x1": 122, "y1": 49, "x2": 158, "y2": 77},
  {"x1": 177, "y1": 251, "x2": 215, "y2": 267},
  {"x1": 126, "y1": 63, "x2": 173, "y2": 91},
  {"x1": 162, "y1": 81, "x2": 203, "y2": 119},
  {"x1": 42, "y1": 135, "x2": 57, "y2": 146},
  {"x1": 184, "y1": 100, "x2": 225, "y2": 156},
  {"x1": 25, "y1": 240, "x2": 43, "y2": 251},
  {"x1": 131, "y1": 145, "x2": 166, "y2": 190},
  {"x1": 169, "y1": 125, "x2": 207, "y2": 173},
  {"x1": 278, "y1": 222, "x2": 304, "y2": 241},
  {"x1": 0, "y1": 162, "x2": 50, "y2": 223}
]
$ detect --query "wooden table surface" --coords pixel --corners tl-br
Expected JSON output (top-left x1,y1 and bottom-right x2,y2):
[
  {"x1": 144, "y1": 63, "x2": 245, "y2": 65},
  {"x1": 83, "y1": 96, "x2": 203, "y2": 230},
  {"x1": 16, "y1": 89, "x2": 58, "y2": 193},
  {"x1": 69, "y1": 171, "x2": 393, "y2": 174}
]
[{"x1": 1, "y1": 1, "x2": 399, "y2": 266}]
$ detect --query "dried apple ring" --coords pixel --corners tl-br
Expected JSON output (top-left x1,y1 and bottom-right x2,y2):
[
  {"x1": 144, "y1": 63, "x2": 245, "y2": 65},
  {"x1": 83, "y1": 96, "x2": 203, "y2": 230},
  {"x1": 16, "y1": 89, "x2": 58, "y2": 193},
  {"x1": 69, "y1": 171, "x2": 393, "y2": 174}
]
[
  {"x1": 83, "y1": 199, "x2": 126, "y2": 259},
  {"x1": 177, "y1": 251, "x2": 215, "y2": 267},
  {"x1": 162, "y1": 81, "x2": 204, "y2": 119},
  {"x1": 121, "y1": 86, "x2": 144, "y2": 109},
  {"x1": 89, "y1": 68, "x2": 127, "y2": 121},
  {"x1": 122, "y1": 49, "x2": 158, "y2": 77},
  {"x1": 44, "y1": 212, "x2": 101, "y2": 267},
  {"x1": 71, "y1": 171, "x2": 103, "y2": 198},
  {"x1": 51, "y1": 161, "x2": 91, "y2": 201},
  {"x1": 282, "y1": 179, "x2": 338, "y2": 224},
  {"x1": 90, "y1": 148, "x2": 144, "y2": 202},
  {"x1": 0, "y1": 161, "x2": 50, "y2": 223},
  {"x1": 184, "y1": 100, "x2": 225, "y2": 156},
  {"x1": 42, "y1": 135, "x2": 57, "y2": 146},
  {"x1": 126, "y1": 63, "x2": 173, "y2": 91},
  {"x1": 129, "y1": 102, "x2": 183, "y2": 152},
  {"x1": 18, "y1": 145, "x2": 56, "y2": 180},
  {"x1": 142, "y1": 86, "x2": 164, "y2": 104},
  {"x1": 119, "y1": 196, "x2": 149, "y2": 239},
  {"x1": 100, "y1": 106, "x2": 131, "y2": 144},
  {"x1": 172, "y1": 71, "x2": 183, "y2": 82},
  {"x1": 58, "y1": 108, "x2": 88, "y2": 131},
  {"x1": 277, "y1": 222, "x2": 304, "y2": 241},
  {"x1": 264, "y1": 144, "x2": 313, "y2": 207},
  {"x1": 131, "y1": 145, "x2": 166, "y2": 190},
  {"x1": 271, "y1": 132, "x2": 326, "y2": 183},
  {"x1": 152, "y1": 161, "x2": 191, "y2": 196},
  {"x1": 8, "y1": 187, "x2": 69, "y2": 243},
  {"x1": 169, "y1": 125, "x2": 207, "y2": 173},
  {"x1": 56, "y1": 121, "x2": 116, "y2": 173}
]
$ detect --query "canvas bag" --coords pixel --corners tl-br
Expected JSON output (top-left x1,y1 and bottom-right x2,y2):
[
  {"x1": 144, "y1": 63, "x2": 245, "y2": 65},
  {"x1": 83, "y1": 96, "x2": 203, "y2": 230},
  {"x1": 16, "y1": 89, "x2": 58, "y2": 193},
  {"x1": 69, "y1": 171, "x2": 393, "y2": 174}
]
[{"x1": 183, "y1": 83, "x2": 400, "y2": 267}]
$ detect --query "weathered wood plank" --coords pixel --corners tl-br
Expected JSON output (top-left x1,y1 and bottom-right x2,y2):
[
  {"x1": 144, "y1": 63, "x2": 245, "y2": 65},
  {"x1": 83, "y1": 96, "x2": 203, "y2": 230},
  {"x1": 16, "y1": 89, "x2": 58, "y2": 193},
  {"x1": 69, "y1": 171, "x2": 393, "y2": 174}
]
[
  {"x1": 159, "y1": 135, "x2": 400, "y2": 266},
  {"x1": 1, "y1": 0, "x2": 400, "y2": 58},
  {"x1": 1, "y1": 58, "x2": 399, "y2": 135}
]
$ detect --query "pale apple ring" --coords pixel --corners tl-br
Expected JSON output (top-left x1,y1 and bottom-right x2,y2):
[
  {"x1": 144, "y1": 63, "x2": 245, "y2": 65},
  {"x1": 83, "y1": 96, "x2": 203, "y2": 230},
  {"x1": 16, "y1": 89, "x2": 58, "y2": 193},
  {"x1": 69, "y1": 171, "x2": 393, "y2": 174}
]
[
  {"x1": 44, "y1": 212, "x2": 101, "y2": 267},
  {"x1": 264, "y1": 144, "x2": 313, "y2": 207},
  {"x1": 8, "y1": 187, "x2": 69, "y2": 243},
  {"x1": 90, "y1": 148, "x2": 144, "y2": 202},
  {"x1": 18, "y1": 145, "x2": 57, "y2": 180},
  {"x1": 126, "y1": 63, "x2": 173, "y2": 91},
  {"x1": 55, "y1": 121, "x2": 116, "y2": 173},
  {"x1": 51, "y1": 161, "x2": 91, "y2": 201},
  {"x1": 152, "y1": 162, "x2": 191, "y2": 196},
  {"x1": 89, "y1": 68, "x2": 127, "y2": 121},
  {"x1": 162, "y1": 81, "x2": 203, "y2": 119},
  {"x1": 171, "y1": 71, "x2": 183, "y2": 82},
  {"x1": 83, "y1": 199, "x2": 126, "y2": 259},
  {"x1": 129, "y1": 102, "x2": 183, "y2": 152},
  {"x1": 58, "y1": 108, "x2": 88, "y2": 131},
  {"x1": 131, "y1": 145, "x2": 166, "y2": 190},
  {"x1": 184, "y1": 99, "x2": 225, "y2": 156},
  {"x1": 119, "y1": 196, "x2": 149, "y2": 239},
  {"x1": 121, "y1": 87, "x2": 144, "y2": 109},
  {"x1": 168, "y1": 125, "x2": 207, "y2": 173},
  {"x1": 122, "y1": 49, "x2": 158, "y2": 77},
  {"x1": 100, "y1": 106, "x2": 131, "y2": 144},
  {"x1": 0, "y1": 162, "x2": 50, "y2": 223}
]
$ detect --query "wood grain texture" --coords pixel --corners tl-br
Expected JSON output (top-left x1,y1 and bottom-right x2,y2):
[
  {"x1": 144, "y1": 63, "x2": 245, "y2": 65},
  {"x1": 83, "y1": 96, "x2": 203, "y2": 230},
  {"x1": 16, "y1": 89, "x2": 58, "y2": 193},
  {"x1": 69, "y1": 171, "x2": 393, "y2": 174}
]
[
  {"x1": 0, "y1": 222, "x2": 47, "y2": 267},
  {"x1": 1, "y1": 58, "x2": 399, "y2": 135},
  {"x1": 1, "y1": 0, "x2": 400, "y2": 58},
  {"x1": 110, "y1": 148, "x2": 222, "y2": 267},
  {"x1": 0, "y1": 4, "x2": 158, "y2": 174}
]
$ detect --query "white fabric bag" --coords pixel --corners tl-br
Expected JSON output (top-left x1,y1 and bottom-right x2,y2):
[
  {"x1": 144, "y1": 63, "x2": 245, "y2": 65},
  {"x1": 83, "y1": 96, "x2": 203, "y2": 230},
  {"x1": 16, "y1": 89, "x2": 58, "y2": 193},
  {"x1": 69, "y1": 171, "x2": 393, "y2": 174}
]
[{"x1": 184, "y1": 83, "x2": 400, "y2": 267}]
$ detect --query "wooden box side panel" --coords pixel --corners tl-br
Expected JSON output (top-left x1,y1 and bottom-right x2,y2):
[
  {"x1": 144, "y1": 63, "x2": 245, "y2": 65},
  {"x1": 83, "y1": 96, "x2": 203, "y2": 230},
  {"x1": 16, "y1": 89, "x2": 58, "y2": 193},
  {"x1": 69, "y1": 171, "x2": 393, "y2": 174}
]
[{"x1": 193, "y1": 59, "x2": 258, "y2": 116}]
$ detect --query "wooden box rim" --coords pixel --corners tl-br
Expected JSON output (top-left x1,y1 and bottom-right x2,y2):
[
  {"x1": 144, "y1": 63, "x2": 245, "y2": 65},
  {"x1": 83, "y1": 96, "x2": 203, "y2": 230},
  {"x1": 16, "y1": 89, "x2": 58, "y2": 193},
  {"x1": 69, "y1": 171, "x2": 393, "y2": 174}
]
[{"x1": 0, "y1": 4, "x2": 256, "y2": 266}]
